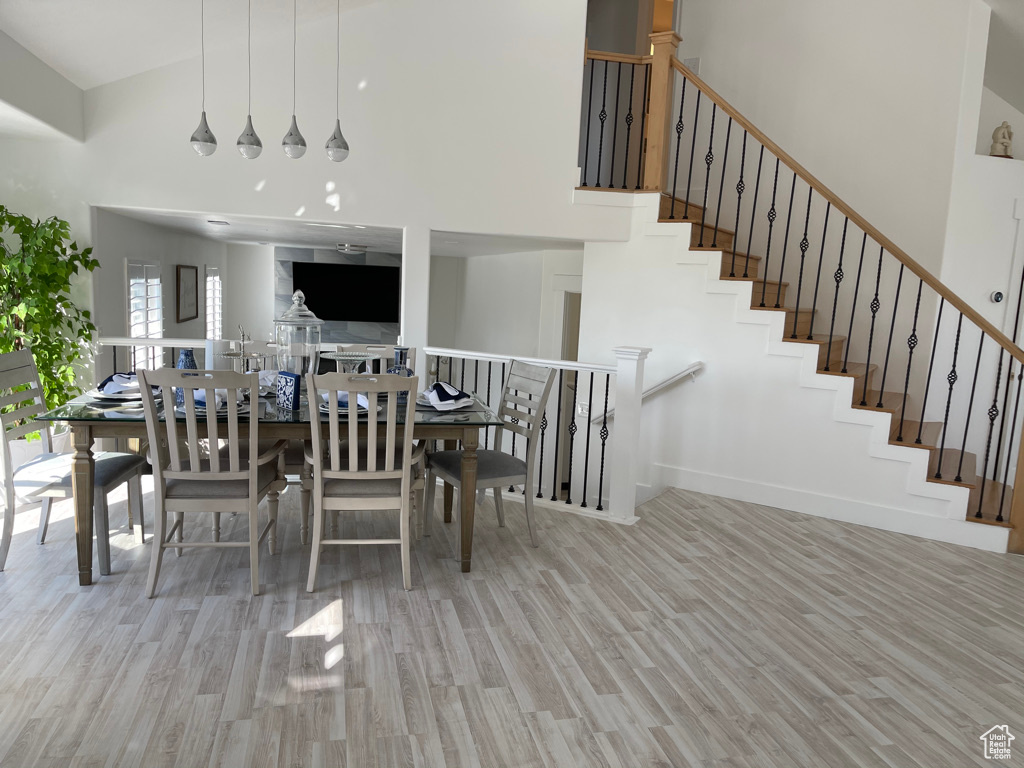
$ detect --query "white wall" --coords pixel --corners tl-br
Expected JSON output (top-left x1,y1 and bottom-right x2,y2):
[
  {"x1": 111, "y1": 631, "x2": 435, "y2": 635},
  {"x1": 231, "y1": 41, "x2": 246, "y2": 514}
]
[
  {"x1": 977, "y1": 87, "x2": 1024, "y2": 157},
  {"x1": 91, "y1": 208, "x2": 226, "y2": 377},
  {"x1": 428, "y1": 255, "x2": 461, "y2": 348},
  {"x1": 224, "y1": 243, "x2": 276, "y2": 344},
  {"x1": 0, "y1": 30, "x2": 83, "y2": 140},
  {"x1": 678, "y1": 0, "x2": 976, "y2": 273}
]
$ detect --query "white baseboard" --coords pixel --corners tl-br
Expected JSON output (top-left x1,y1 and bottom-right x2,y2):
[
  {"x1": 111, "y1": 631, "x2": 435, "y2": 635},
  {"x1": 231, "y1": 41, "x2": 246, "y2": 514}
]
[{"x1": 654, "y1": 464, "x2": 1010, "y2": 553}]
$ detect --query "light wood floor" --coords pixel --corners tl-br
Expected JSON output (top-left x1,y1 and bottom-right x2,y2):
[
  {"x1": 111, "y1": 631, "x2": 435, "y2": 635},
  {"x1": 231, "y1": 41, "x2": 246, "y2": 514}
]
[{"x1": 0, "y1": 484, "x2": 1022, "y2": 767}]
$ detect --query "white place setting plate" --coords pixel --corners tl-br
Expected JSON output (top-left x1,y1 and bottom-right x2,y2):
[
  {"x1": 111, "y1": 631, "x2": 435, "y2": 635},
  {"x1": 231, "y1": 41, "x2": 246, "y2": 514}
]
[
  {"x1": 85, "y1": 388, "x2": 147, "y2": 402},
  {"x1": 318, "y1": 402, "x2": 383, "y2": 414}
]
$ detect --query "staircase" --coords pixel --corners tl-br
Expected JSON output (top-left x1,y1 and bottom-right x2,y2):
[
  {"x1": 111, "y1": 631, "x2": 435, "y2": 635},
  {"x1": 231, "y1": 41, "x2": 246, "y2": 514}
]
[{"x1": 578, "y1": 38, "x2": 1024, "y2": 552}]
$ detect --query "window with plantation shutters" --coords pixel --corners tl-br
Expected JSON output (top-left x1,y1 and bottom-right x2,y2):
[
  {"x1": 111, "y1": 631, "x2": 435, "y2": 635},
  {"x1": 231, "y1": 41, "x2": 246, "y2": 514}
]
[
  {"x1": 126, "y1": 261, "x2": 163, "y2": 370},
  {"x1": 205, "y1": 266, "x2": 222, "y2": 340}
]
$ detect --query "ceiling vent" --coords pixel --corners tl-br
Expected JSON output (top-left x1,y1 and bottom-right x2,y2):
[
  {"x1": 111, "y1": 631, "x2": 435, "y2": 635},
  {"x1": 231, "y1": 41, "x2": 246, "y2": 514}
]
[{"x1": 336, "y1": 243, "x2": 366, "y2": 255}]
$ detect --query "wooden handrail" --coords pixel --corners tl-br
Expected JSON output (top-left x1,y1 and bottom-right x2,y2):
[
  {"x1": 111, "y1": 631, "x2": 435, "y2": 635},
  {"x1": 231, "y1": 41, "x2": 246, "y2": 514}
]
[
  {"x1": 585, "y1": 49, "x2": 649, "y2": 66},
  {"x1": 668, "y1": 56, "x2": 1024, "y2": 365}
]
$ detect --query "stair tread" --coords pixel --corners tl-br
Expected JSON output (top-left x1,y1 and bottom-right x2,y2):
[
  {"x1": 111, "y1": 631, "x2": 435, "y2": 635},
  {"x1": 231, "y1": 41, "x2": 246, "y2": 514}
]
[
  {"x1": 890, "y1": 420, "x2": 943, "y2": 448},
  {"x1": 967, "y1": 478, "x2": 1015, "y2": 526},
  {"x1": 851, "y1": 389, "x2": 903, "y2": 410},
  {"x1": 694, "y1": 246, "x2": 763, "y2": 261},
  {"x1": 721, "y1": 276, "x2": 786, "y2": 287},
  {"x1": 927, "y1": 448, "x2": 977, "y2": 488}
]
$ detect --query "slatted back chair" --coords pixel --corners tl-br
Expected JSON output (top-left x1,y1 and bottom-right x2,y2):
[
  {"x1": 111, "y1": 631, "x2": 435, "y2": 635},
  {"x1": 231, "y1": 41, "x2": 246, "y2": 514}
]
[
  {"x1": 138, "y1": 368, "x2": 284, "y2": 597},
  {"x1": 306, "y1": 371, "x2": 419, "y2": 591},
  {"x1": 0, "y1": 349, "x2": 146, "y2": 574},
  {"x1": 422, "y1": 360, "x2": 555, "y2": 547}
]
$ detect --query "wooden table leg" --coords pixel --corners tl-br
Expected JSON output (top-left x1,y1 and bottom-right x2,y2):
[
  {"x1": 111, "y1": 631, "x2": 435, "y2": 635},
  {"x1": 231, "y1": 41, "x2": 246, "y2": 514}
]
[
  {"x1": 71, "y1": 425, "x2": 95, "y2": 586},
  {"x1": 443, "y1": 438, "x2": 457, "y2": 523},
  {"x1": 458, "y1": 428, "x2": 479, "y2": 573}
]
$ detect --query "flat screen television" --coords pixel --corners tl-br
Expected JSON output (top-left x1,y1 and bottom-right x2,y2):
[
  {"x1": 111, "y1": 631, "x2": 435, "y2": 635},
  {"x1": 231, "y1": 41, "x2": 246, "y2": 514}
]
[{"x1": 292, "y1": 262, "x2": 401, "y2": 323}]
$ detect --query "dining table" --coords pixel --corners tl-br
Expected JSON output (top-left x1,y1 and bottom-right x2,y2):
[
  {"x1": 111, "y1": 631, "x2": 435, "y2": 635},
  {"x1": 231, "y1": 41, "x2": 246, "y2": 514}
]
[{"x1": 36, "y1": 390, "x2": 504, "y2": 586}]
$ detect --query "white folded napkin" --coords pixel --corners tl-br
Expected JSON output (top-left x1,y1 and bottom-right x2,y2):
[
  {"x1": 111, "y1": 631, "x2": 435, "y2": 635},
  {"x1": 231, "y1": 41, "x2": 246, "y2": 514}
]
[
  {"x1": 424, "y1": 382, "x2": 473, "y2": 411},
  {"x1": 321, "y1": 391, "x2": 370, "y2": 410},
  {"x1": 258, "y1": 369, "x2": 278, "y2": 388},
  {"x1": 103, "y1": 373, "x2": 140, "y2": 395}
]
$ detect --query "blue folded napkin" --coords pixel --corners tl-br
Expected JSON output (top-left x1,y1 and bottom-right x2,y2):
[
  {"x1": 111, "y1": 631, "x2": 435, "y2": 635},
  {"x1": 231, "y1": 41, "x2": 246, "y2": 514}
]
[{"x1": 424, "y1": 382, "x2": 472, "y2": 411}]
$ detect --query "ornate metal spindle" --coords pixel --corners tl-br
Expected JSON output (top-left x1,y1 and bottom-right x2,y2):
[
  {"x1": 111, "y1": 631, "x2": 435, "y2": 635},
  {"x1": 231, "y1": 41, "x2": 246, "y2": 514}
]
[
  {"x1": 896, "y1": 279, "x2": 923, "y2": 441},
  {"x1": 759, "y1": 158, "x2": 781, "y2": 306},
  {"x1": 934, "y1": 312, "x2": 964, "y2": 478},
  {"x1": 581, "y1": 372, "x2": 595, "y2": 508},
  {"x1": 774, "y1": 172, "x2": 798, "y2": 308},
  {"x1": 859, "y1": 247, "x2": 885, "y2": 406},
  {"x1": 789, "y1": 187, "x2": 814, "y2": 339},
  {"x1": 955, "y1": 332, "x2": 985, "y2": 482},
  {"x1": 485, "y1": 361, "x2": 493, "y2": 449},
  {"x1": 915, "y1": 298, "x2": 945, "y2": 444},
  {"x1": 697, "y1": 105, "x2": 718, "y2": 247},
  {"x1": 711, "y1": 117, "x2": 733, "y2": 247},
  {"x1": 729, "y1": 132, "x2": 748, "y2": 278},
  {"x1": 607, "y1": 62, "x2": 622, "y2": 189},
  {"x1": 550, "y1": 369, "x2": 564, "y2": 502},
  {"x1": 742, "y1": 146, "x2": 765, "y2": 278},
  {"x1": 875, "y1": 263, "x2": 905, "y2": 402},
  {"x1": 473, "y1": 359, "x2": 479, "y2": 395},
  {"x1": 842, "y1": 234, "x2": 869, "y2": 373},
  {"x1": 596, "y1": 61, "x2": 609, "y2": 188},
  {"x1": 668, "y1": 79, "x2": 687, "y2": 219},
  {"x1": 806, "y1": 202, "x2": 832, "y2": 339},
  {"x1": 596, "y1": 374, "x2": 610, "y2": 511},
  {"x1": 622, "y1": 64, "x2": 636, "y2": 189},
  {"x1": 823, "y1": 218, "x2": 849, "y2": 370},
  {"x1": 582, "y1": 60, "x2": 595, "y2": 187},
  {"x1": 536, "y1": 408, "x2": 547, "y2": 499},
  {"x1": 683, "y1": 91, "x2": 702, "y2": 219},
  {"x1": 635, "y1": 64, "x2": 649, "y2": 190},
  {"x1": 996, "y1": 369, "x2": 1023, "y2": 522},
  {"x1": 991, "y1": 248, "x2": 1024, "y2": 516},
  {"x1": 509, "y1": 391, "x2": 520, "y2": 491},
  {"x1": 460, "y1": 357, "x2": 465, "y2": 391},
  {"x1": 977, "y1": 351, "x2": 1004, "y2": 516},
  {"x1": 566, "y1": 373, "x2": 579, "y2": 504}
]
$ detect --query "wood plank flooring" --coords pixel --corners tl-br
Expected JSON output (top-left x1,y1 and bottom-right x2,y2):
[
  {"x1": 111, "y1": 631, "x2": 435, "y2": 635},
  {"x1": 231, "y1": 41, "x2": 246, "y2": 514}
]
[{"x1": 0, "y1": 483, "x2": 1022, "y2": 767}]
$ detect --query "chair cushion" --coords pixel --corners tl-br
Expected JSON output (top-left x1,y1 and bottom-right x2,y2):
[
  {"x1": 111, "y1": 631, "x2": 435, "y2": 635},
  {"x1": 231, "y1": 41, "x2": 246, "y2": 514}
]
[
  {"x1": 426, "y1": 450, "x2": 527, "y2": 485},
  {"x1": 165, "y1": 460, "x2": 277, "y2": 499},
  {"x1": 13, "y1": 451, "x2": 145, "y2": 498}
]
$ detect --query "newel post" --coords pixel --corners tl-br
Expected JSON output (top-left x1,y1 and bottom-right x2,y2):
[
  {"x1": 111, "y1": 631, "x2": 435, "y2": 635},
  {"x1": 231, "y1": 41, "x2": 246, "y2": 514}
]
[
  {"x1": 642, "y1": 30, "x2": 682, "y2": 192},
  {"x1": 1008, "y1": 426, "x2": 1024, "y2": 554},
  {"x1": 608, "y1": 346, "x2": 651, "y2": 522}
]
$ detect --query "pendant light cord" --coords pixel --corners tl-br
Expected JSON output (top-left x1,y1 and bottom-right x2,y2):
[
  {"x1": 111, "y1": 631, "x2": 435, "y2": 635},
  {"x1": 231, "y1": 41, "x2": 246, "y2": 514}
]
[
  {"x1": 292, "y1": 0, "x2": 297, "y2": 114},
  {"x1": 336, "y1": 0, "x2": 340, "y2": 119},
  {"x1": 247, "y1": 0, "x2": 252, "y2": 114},
  {"x1": 200, "y1": 0, "x2": 206, "y2": 111}
]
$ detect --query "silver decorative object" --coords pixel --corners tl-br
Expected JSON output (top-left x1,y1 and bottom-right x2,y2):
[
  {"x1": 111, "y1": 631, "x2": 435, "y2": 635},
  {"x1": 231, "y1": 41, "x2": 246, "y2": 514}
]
[{"x1": 190, "y1": 0, "x2": 216, "y2": 156}]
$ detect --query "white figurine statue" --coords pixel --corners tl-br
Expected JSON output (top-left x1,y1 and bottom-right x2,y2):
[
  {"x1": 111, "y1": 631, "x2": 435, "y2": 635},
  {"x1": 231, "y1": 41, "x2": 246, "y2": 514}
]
[{"x1": 990, "y1": 121, "x2": 1013, "y2": 157}]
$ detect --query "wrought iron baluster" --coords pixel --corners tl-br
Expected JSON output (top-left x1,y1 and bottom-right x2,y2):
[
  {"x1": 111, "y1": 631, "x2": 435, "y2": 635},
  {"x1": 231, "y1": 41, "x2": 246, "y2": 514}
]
[
  {"x1": 607, "y1": 62, "x2": 622, "y2": 190},
  {"x1": 997, "y1": 369, "x2": 1023, "y2": 522},
  {"x1": 742, "y1": 146, "x2": 765, "y2": 279},
  {"x1": 581, "y1": 372, "x2": 595, "y2": 508},
  {"x1": 842, "y1": 234, "x2": 868, "y2": 373},
  {"x1": 582, "y1": 60, "x2": 595, "y2": 187},
  {"x1": 790, "y1": 187, "x2": 814, "y2": 339},
  {"x1": 635, "y1": 64, "x2": 649, "y2": 190},
  {"x1": 956, "y1": 332, "x2": 985, "y2": 482},
  {"x1": 669, "y1": 79, "x2": 687, "y2": 219},
  {"x1": 550, "y1": 370, "x2": 564, "y2": 502},
  {"x1": 509, "y1": 391, "x2": 520, "y2": 491},
  {"x1": 536, "y1": 408, "x2": 547, "y2": 499},
  {"x1": 859, "y1": 247, "x2": 885, "y2": 406},
  {"x1": 807, "y1": 201, "x2": 831, "y2": 339},
  {"x1": 596, "y1": 374, "x2": 610, "y2": 511},
  {"x1": 683, "y1": 91, "x2": 702, "y2": 219},
  {"x1": 473, "y1": 359, "x2": 479, "y2": 395},
  {"x1": 729, "y1": 131, "x2": 748, "y2": 278},
  {"x1": 622, "y1": 64, "x2": 636, "y2": 189},
  {"x1": 697, "y1": 104, "x2": 717, "y2": 247},
  {"x1": 934, "y1": 312, "x2": 964, "y2": 479},
  {"x1": 915, "y1": 298, "x2": 945, "y2": 444},
  {"x1": 711, "y1": 117, "x2": 732, "y2": 247},
  {"x1": 823, "y1": 218, "x2": 849, "y2": 370},
  {"x1": 460, "y1": 357, "x2": 465, "y2": 391},
  {"x1": 485, "y1": 361, "x2": 493, "y2": 449},
  {"x1": 759, "y1": 158, "x2": 781, "y2": 306},
  {"x1": 896, "y1": 279, "x2": 923, "y2": 441},
  {"x1": 876, "y1": 263, "x2": 904, "y2": 403},
  {"x1": 977, "y1": 351, "x2": 1004, "y2": 516},
  {"x1": 775, "y1": 172, "x2": 798, "y2": 308},
  {"x1": 566, "y1": 373, "x2": 578, "y2": 504},
  {"x1": 596, "y1": 61, "x2": 609, "y2": 188}
]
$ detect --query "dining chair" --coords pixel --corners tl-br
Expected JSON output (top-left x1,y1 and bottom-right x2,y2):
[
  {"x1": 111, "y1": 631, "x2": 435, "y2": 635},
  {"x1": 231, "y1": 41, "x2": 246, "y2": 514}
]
[
  {"x1": 138, "y1": 368, "x2": 286, "y2": 597},
  {"x1": 422, "y1": 359, "x2": 555, "y2": 548},
  {"x1": 305, "y1": 371, "x2": 419, "y2": 591},
  {"x1": 0, "y1": 348, "x2": 147, "y2": 574}
]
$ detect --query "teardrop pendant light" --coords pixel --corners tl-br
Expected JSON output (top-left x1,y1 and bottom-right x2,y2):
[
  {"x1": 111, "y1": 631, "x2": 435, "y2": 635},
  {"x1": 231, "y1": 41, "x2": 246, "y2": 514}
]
[
  {"x1": 282, "y1": 0, "x2": 306, "y2": 158},
  {"x1": 236, "y1": 0, "x2": 262, "y2": 159},
  {"x1": 190, "y1": 0, "x2": 217, "y2": 156},
  {"x1": 325, "y1": 0, "x2": 350, "y2": 162}
]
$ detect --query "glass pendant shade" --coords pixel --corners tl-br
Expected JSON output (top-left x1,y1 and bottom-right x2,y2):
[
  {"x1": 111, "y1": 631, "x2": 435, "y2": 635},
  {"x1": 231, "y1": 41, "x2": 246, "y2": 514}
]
[
  {"x1": 325, "y1": 119, "x2": 350, "y2": 162},
  {"x1": 236, "y1": 114, "x2": 263, "y2": 159},
  {"x1": 282, "y1": 115, "x2": 307, "y2": 158},
  {"x1": 190, "y1": 111, "x2": 217, "y2": 156}
]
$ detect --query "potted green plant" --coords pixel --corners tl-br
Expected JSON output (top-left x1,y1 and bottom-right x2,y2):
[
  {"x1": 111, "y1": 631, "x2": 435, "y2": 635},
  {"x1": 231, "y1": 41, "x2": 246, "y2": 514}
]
[{"x1": 0, "y1": 205, "x2": 98, "y2": 455}]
